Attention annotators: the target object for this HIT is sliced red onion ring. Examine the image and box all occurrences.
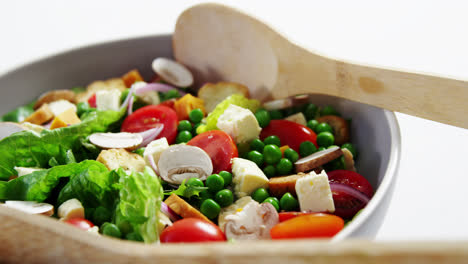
[137,124,164,147]
[134,83,185,95]
[120,86,135,111]
[147,153,159,176]
[329,182,370,204]
[160,201,181,222]
[127,95,135,116]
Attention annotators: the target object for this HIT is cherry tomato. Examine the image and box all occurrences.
[121,105,178,144]
[187,130,238,173]
[160,218,226,243]
[260,120,317,153]
[278,212,316,222]
[159,98,176,109]
[87,94,97,108]
[64,218,95,231]
[327,170,374,219]
[270,213,344,239]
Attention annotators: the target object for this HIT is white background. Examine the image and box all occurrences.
[0,0,467,240]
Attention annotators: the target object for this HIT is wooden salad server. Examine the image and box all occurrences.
[173,3,468,129]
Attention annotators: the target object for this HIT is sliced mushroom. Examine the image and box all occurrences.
[224,200,278,240]
[316,115,350,145]
[263,94,310,111]
[158,145,212,184]
[3,201,54,216]
[342,148,357,172]
[295,146,343,173]
[152,58,194,87]
[89,132,142,150]
[0,122,26,140]
[34,90,77,109]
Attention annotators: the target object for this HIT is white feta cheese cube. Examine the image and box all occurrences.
[232,158,269,197]
[295,170,335,213]
[96,89,122,111]
[143,138,170,167]
[48,99,77,116]
[217,104,261,143]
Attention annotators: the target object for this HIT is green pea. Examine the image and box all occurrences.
[101,223,122,238]
[317,132,335,147]
[237,142,250,155]
[76,102,91,116]
[126,232,143,242]
[315,122,333,134]
[255,109,271,128]
[178,120,192,132]
[200,199,221,219]
[218,171,232,187]
[263,197,280,211]
[283,148,299,163]
[199,190,213,201]
[215,189,234,207]
[189,108,204,124]
[307,119,319,131]
[263,144,282,164]
[93,206,111,227]
[280,192,299,211]
[318,146,327,152]
[117,220,133,236]
[299,141,317,157]
[176,130,193,143]
[263,165,276,178]
[341,143,357,157]
[250,139,265,153]
[276,158,293,175]
[247,150,264,167]
[269,110,284,120]
[163,89,180,101]
[304,103,318,120]
[252,188,270,203]
[320,105,340,116]
[206,174,224,193]
[187,178,204,188]
[192,123,202,135]
[263,135,281,147]
[133,147,145,157]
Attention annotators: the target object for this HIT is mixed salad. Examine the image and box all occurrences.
[0,57,374,243]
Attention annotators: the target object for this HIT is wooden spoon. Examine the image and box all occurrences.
[173,3,468,129]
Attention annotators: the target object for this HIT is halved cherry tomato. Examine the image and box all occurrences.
[187,130,238,173]
[260,120,317,153]
[87,94,97,108]
[159,98,176,110]
[270,213,344,239]
[64,218,94,231]
[278,212,316,222]
[121,105,178,144]
[160,218,226,243]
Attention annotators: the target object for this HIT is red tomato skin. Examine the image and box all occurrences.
[64,218,95,231]
[160,218,226,243]
[187,130,238,173]
[270,213,344,239]
[260,120,317,153]
[87,94,97,108]
[121,105,178,144]
[327,170,374,198]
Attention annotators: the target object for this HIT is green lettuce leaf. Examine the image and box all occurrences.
[0,101,35,122]
[0,109,124,180]
[164,179,208,199]
[114,167,163,243]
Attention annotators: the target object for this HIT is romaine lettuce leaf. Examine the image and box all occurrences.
[0,101,35,122]
[0,109,124,180]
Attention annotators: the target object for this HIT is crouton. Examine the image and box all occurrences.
[198,82,250,112]
[164,194,212,223]
[76,78,127,102]
[23,104,54,125]
[96,148,146,173]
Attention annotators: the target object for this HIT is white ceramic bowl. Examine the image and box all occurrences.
[0,35,401,240]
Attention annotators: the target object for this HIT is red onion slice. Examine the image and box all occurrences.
[127,95,135,115]
[160,201,181,222]
[329,182,370,204]
[120,86,135,111]
[134,83,182,95]
[146,153,159,176]
[137,124,164,147]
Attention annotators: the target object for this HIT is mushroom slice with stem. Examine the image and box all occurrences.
[3,201,54,216]
[158,145,213,184]
[152,58,194,87]
[89,132,142,150]
[295,146,343,173]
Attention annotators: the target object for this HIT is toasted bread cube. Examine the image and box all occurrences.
[50,108,81,129]
[58,198,85,221]
[198,82,250,112]
[97,148,146,173]
[23,104,54,125]
[164,194,212,223]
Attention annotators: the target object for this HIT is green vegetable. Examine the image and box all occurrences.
[320,106,340,116]
[283,148,299,163]
[76,102,92,117]
[187,178,204,188]
[200,198,221,219]
[0,109,125,180]
[176,131,192,143]
[276,158,293,175]
[101,223,122,238]
[317,132,335,147]
[189,108,204,124]
[214,189,234,207]
[218,171,232,187]
[299,141,317,157]
[307,119,319,131]
[315,122,333,134]
[204,94,260,131]
[304,103,318,120]
[133,148,145,157]
[263,144,282,164]
[342,143,357,157]
[263,135,280,147]
[247,150,264,167]
[177,120,192,132]
[206,174,224,193]
[164,179,208,199]
[249,139,265,153]
[254,109,271,128]
[93,206,112,226]
[199,190,213,201]
[252,188,269,203]
[126,232,144,242]
[279,193,299,211]
[160,89,180,102]
[263,165,276,178]
[0,101,35,122]
[263,197,280,211]
[318,147,327,152]
[269,110,283,120]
